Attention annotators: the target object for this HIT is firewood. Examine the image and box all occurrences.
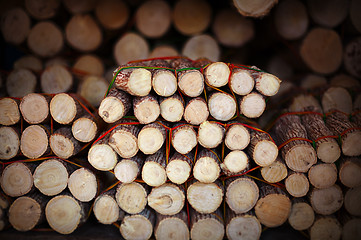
[203,61,230,87]
[20,93,49,124]
[20,125,50,159]
[232,0,278,17]
[95,0,129,30]
[154,211,189,240]
[25,0,60,19]
[142,149,167,187]
[120,208,155,240]
[166,152,193,184]
[6,69,36,97]
[78,75,109,107]
[114,155,144,183]
[50,127,81,159]
[108,123,140,158]
[183,97,209,125]
[65,14,102,52]
[150,59,177,97]
[309,215,342,240]
[225,123,250,151]
[63,0,97,14]
[197,121,225,149]
[133,95,160,124]
[239,92,266,118]
[41,65,73,94]
[45,57,68,68]
[0,98,20,126]
[229,68,254,96]
[221,150,249,176]
[99,88,131,124]
[339,157,361,188]
[274,114,317,172]
[344,186,361,216]
[147,183,185,215]
[0,126,20,160]
[350,0,361,33]
[225,176,259,214]
[182,34,220,62]
[138,122,167,155]
[225,208,262,240]
[300,28,343,74]
[288,199,315,231]
[72,115,97,143]
[322,87,353,114]
[300,74,327,90]
[247,130,278,167]
[260,157,288,183]
[308,162,338,189]
[193,149,221,183]
[208,92,237,121]
[342,217,361,240]
[159,94,184,122]
[307,0,349,28]
[149,45,179,58]
[93,189,125,225]
[289,94,322,113]
[187,180,224,214]
[73,54,104,77]
[1,8,30,45]
[253,71,281,97]
[330,74,360,89]
[254,184,291,228]
[309,184,343,215]
[88,133,119,171]
[114,32,149,65]
[284,171,309,197]
[171,124,197,154]
[190,208,225,240]
[68,167,98,202]
[115,182,149,214]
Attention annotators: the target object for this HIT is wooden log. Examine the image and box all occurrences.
[93,189,125,225]
[50,127,81,159]
[88,133,119,171]
[274,114,317,172]
[20,125,49,159]
[78,75,109,107]
[253,71,281,97]
[154,211,189,240]
[307,0,349,28]
[72,115,97,143]
[233,0,278,17]
[171,124,197,155]
[27,21,63,57]
[225,176,259,214]
[309,184,343,215]
[308,162,338,189]
[193,149,221,183]
[183,97,209,125]
[149,45,179,58]
[1,8,30,45]
[133,94,160,124]
[114,33,149,65]
[142,149,167,187]
[322,87,353,115]
[68,167,98,202]
[63,0,97,14]
[95,0,129,30]
[289,94,323,113]
[6,69,36,98]
[254,184,291,228]
[202,61,230,87]
[229,68,254,96]
[99,88,131,124]
[25,0,60,20]
[138,122,167,155]
[330,74,360,89]
[159,93,184,122]
[166,152,193,184]
[300,28,342,74]
[339,157,361,188]
[182,34,220,62]
[310,215,342,240]
[150,59,177,97]
[288,199,315,231]
[108,123,140,158]
[65,14,102,52]
[115,182,148,214]
[0,162,34,197]
[221,150,249,176]
[187,180,224,214]
[0,126,20,160]
[114,155,144,183]
[344,186,361,216]
[225,208,261,240]
[342,217,361,240]
[197,121,225,149]
[284,171,309,197]
[41,65,73,94]
[300,74,327,90]
[260,157,288,183]
[208,92,237,121]
[190,208,225,240]
[0,98,20,126]
[225,123,250,151]
[20,93,50,124]
[120,208,155,240]
[73,54,104,77]
[239,92,266,118]
[247,130,278,167]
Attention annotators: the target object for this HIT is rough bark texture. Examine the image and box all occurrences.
[193,149,221,183]
[50,127,81,159]
[247,130,278,167]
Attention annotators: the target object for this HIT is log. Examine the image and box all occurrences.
[149,45,179,58]
[330,74,360,89]
[253,71,281,97]
[190,208,225,240]
[225,176,259,214]
[309,184,343,215]
[183,97,209,125]
[114,155,144,183]
[20,125,49,159]
[73,54,104,77]
[120,208,155,240]
[95,0,129,30]
[339,157,361,188]
[93,189,125,225]
[260,157,288,183]
[141,149,167,187]
[307,0,349,28]
[350,0,361,33]
[114,33,149,65]
[288,199,315,231]
[150,59,177,97]
[115,182,148,214]
[193,149,221,183]
[154,211,189,240]
[0,126,20,160]
[171,124,197,154]
[108,123,140,158]
[344,186,361,216]
[254,184,291,228]
[322,87,353,115]
[0,162,34,197]
[88,133,119,171]
[166,152,193,184]
[41,65,73,94]
[274,114,317,172]
[342,217,361,240]
[6,69,36,97]
[147,183,185,215]
[78,75,109,107]
[197,121,225,149]
[68,167,98,202]
[20,93,50,124]
[72,115,97,143]
[99,88,131,124]
[208,92,237,121]
[65,14,102,52]
[221,150,249,176]
[159,94,184,122]
[300,28,343,74]
[27,21,63,57]
[225,123,250,151]
[50,127,81,159]
[133,94,160,124]
[1,8,31,45]
[187,180,224,214]
[284,171,309,197]
[233,0,278,17]
[289,94,322,113]
[300,74,327,90]
[182,34,220,62]
[309,215,342,240]
[25,0,60,20]
[0,98,20,126]
[308,162,338,189]
[63,0,97,14]
[138,122,167,154]
[225,208,261,240]
[229,68,254,96]
[203,61,230,87]
[247,130,278,167]
[239,92,266,118]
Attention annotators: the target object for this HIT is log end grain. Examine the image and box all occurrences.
[342,218,361,240]
[255,73,281,97]
[197,121,224,149]
[193,157,220,183]
[98,97,126,124]
[317,141,341,164]
[187,182,223,214]
[1,8,31,45]
[339,158,361,188]
[50,93,77,124]
[208,93,237,121]
[41,65,73,94]
[310,216,342,240]
[138,126,165,155]
[109,129,139,159]
[133,96,160,124]
[221,150,248,176]
[226,178,259,214]
[288,201,314,231]
[116,182,148,214]
[166,159,191,184]
[344,186,361,216]
[285,173,309,198]
[72,117,97,143]
[50,133,76,159]
[310,184,343,215]
[160,96,184,122]
[155,216,189,240]
[6,69,36,98]
[153,71,177,97]
[226,214,262,240]
[342,131,361,157]
[191,217,224,240]
[230,69,254,96]
[0,126,20,160]
[88,144,118,171]
[285,144,317,172]
[308,163,337,189]
[260,159,288,183]
[114,33,149,65]
[172,126,197,154]
[78,76,108,107]
[252,139,278,167]
[182,34,220,62]
[20,93,49,124]
[225,124,250,151]
[0,98,20,126]
[95,0,129,30]
[93,195,121,225]
[233,0,278,18]
[120,213,153,240]
[142,161,167,187]
[0,162,33,197]
[184,98,209,125]
[68,168,97,202]
[240,92,266,118]
[178,70,204,98]
[322,87,353,114]
[9,196,42,231]
[204,62,230,87]
[21,125,48,159]
[114,160,139,183]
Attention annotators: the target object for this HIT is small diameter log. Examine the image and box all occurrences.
[225,123,250,151]
[72,115,97,143]
[353,94,361,127]
[138,122,166,155]
[253,71,281,97]
[344,37,361,78]
[133,94,160,124]
[208,92,237,121]
[150,60,177,97]
[288,199,315,231]
[93,189,125,225]
[193,149,221,183]
[0,126,20,160]
[339,157,361,188]
[344,186,361,216]
[25,0,60,20]
[20,93,50,124]
[120,208,155,240]
[13,55,42,73]
[166,152,193,184]
[187,180,224,214]
[1,8,31,45]
[247,130,278,167]
[68,168,98,202]
[260,157,288,183]
[203,61,230,87]
[274,114,317,172]
[41,65,73,94]
[0,162,34,197]
[99,88,131,124]
[147,183,185,215]
[50,127,81,159]
[6,69,36,98]
[308,162,337,189]
[114,33,149,65]
[0,98,20,126]
[73,54,104,77]
[50,93,83,124]
[108,123,140,159]
[159,94,184,122]
[254,184,291,228]
[229,68,254,96]
[33,159,69,196]
[309,184,343,215]
[171,124,197,154]
[310,215,342,240]
[182,34,220,62]
[322,87,353,115]
[225,177,259,214]
[289,94,323,113]
[114,155,144,183]
[183,97,209,125]
[225,208,262,240]
[190,208,225,240]
[45,194,88,234]
[78,75,109,107]
[325,111,361,156]
[233,0,278,17]
[307,0,349,28]
[150,45,179,58]
[239,92,266,118]
[115,182,148,214]
[142,149,167,187]
[342,218,361,240]
[197,121,225,149]
[221,150,249,176]
[95,0,129,30]
[284,172,309,198]
[88,134,119,171]
[154,211,189,240]
[20,125,49,159]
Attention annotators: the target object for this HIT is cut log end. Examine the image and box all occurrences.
[240,93,266,118]
[109,130,139,159]
[178,71,204,97]
[308,163,337,189]
[233,0,278,18]
[142,162,167,187]
[344,186,361,216]
[0,126,20,160]
[252,140,278,167]
[310,185,343,215]
[50,93,77,124]
[20,93,49,124]
[187,181,223,214]
[41,65,73,94]
[88,144,118,171]
[260,159,288,183]
[0,98,20,126]
[310,216,342,240]
[153,71,177,97]
[0,162,33,197]
[317,141,341,163]
[226,214,262,240]
[172,126,197,154]
[99,97,125,123]
[285,173,309,198]
[285,144,317,172]
[225,124,250,150]
[166,159,191,184]
[256,73,281,96]
[116,182,148,214]
[133,96,160,124]
[226,178,259,214]
[342,218,361,240]
[68,168,97,202]
[9,196,42,231]
[191,218,224,240]
[155,216,189,240]
[50,134,75,159]
[194,157,220,183]
[94,195,121,225]
[342,131,361,156]
[126,68,152,96]
[230,70,254,96]
[208,93,237,121]
[120,214,153,240]
[198,121,224,149]
[21,125,48,159]
[221,150,248,175]
[72,117,97,143]
[288,202,314,231]
[184,98,209,125]
[160,96,184,122]
[205,62,230,87]
[114,160,139,183]
[138,126,165,155]
[339,158,361,188]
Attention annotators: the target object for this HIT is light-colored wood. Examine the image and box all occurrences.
[197,121,225,149]
[247,130,278,167]
[171,124,197,154]
[0,162,34,197]
[65,14,102,52]
[308,163,337,189]
[133,94,160,124]
[99,88,131,124]
[25,0,60,19]
[142,149,167,187]
[148,183,185,215]
[93,190,124,225]
[307,0,349,28]
[310,215,342,240]
[254,71,281,97]
[342,218,361,240]
[190,208,225,240]
[149,45,179,58]
[183,97,209,125]
[233,0,278,17]
[289,94,322,113]
[50,93,83,124]
[229,68,254,96]
[6,69,36,98]
[116,182,148,214]
[88,133,119,171]
[344,186,361,216]
[203,62,230,87]
[221,150,249,176]
[0,98,20,126]
[182,34,220,62]
[154,211,189,240]
[151,59,177,97]
[20,93,49,124]
[339,157,361,188]
[350,0,361,33]
[20,125,49,159]
[45,57,68,68]
[260,157,288,183]
[73,54,104,77]
[50,127,81,159]
[225,208,262,240]
[72,115,97,143]
[41,65,73,94]
[1,8,31,45]
[159,94,184,122]
[344,38,361,78]
[309,184,343,215]
[322,87,353,115]
[68,168,98,202]
[63,0,97,14]
[239,92,266,118]
[138,122,166,155]
[0,126,19,160]
[166,152,193,184]
[14,55,42,72]
[288,199,315,231]
[284,172,309,197]
[120,208,155,240]
[225,123,250,151]
[78,75,108,107]
[208,92,237,121]
[193,149,221,183]
[109,123,140,158]
[114,32,149,65]
[114,155,144,183]
[95,0,129,30]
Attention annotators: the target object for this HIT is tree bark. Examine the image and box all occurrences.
[141,149,167,187]
[260,157,288,183]
[208,92,237,121]
[225,208,262,240]
[190,208,225,240]
[309,184,343,215]
[120,208,155,240]
[225,123,250,151]
[197,121,225,149]
[133,94,160,124]
[159,93,184,122]
[114,154,144,183]
[308,162,338,189]
[108,123,140,158]
[288,198,315,231]
[166,152,193,184]
[284,171,309,197]
[171,123,197,154]
[154,210,189,240]
[20,93,50,124]
[239,92,266,118]
[41,65,73,94]
[20,125,50,159]
[6,69,36,98]
[193,149,221,183]
[138,122,167,155]
[71,114,98,143]
[247,130,278,167]
[115,182,149,215]
[233,0,278,17]
[221,150,249,176]
[0,97,20,126]
[0,126,20,160]
[50,127,81,159]
[229,68,254,96]
[93,188,125,225]
[339,157,361,188]
[183,97,209,125]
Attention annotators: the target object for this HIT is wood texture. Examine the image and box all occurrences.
[50,127,81,159]
[166,152,193,184]
[190,208,225,240]
[6,69,36,97]
[115,182,148,214]
[221,150,249,176]
[120,208,155,240]
[113,33,149,65]
[260,157,288,183]
[93,189,124,225]
[284,171,309,197]
[72,115,98,143]
[233,0,278,17]
[288,199,315,231]
[108,123,140,158]
[239,92,266,118]
[0,98,20,126]
[247,130,278,167]
[0,126,20,160]
[20,125,49,159]
[50,93,82,124]
[225,123,250,151]
[159,93,184,122]
[339,157,361,188]
[154,211,189,240]
[88,133,119,171]
[138,122,166,155]
[197,121,225,149]
[309,184,343,215]
[141,149,167,187]
[208,92,237,121]
[171,124,197,155]
[183,97,209,125]
[193,149,221,183]
[41,65,73,94]
[114,155,144,183]
[133,94,160,124]
[20,93,50,124]
[68,168,98,202]
[308,162,338,189]
[225,208,261,240]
